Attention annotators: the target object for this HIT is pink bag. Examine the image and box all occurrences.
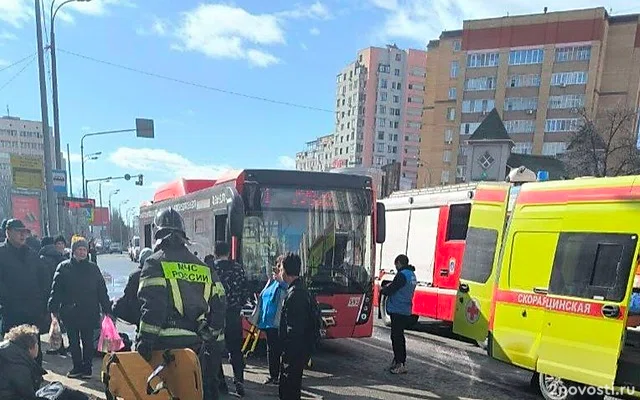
[97,316,124,353]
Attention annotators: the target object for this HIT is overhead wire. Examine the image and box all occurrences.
[57,48,335,113]
[0,56,37,93]
[0,54,37,73]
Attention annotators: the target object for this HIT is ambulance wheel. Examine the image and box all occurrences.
[537,372,603,400]
[380,297,391,327]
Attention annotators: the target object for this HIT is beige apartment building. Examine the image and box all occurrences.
[418,8,640,187]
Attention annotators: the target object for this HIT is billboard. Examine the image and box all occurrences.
[10,154,44,190]
[92,207,110,226]
[11,194,42,237]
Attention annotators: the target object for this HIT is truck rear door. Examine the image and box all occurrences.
[452,183,510,343]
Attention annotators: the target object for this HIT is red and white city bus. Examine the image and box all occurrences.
[138,169,386,339]
[374,183,477,325]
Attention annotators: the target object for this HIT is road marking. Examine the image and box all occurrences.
[349,338,537,398]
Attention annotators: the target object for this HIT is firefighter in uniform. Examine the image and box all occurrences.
[136,208,226,400]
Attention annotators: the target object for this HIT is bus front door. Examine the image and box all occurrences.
[452,183,510,345]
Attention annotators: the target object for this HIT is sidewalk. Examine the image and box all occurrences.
[40,334,283,399]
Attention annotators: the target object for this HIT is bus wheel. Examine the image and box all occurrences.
[380,297,391,327]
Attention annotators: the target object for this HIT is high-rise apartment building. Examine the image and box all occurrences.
[0,116,53,182]
[328,45,427,188]
[295,134,334,172]
[418,8,640,187]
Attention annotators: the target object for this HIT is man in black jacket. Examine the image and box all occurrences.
[278,253,313,400]
[210,241,250,396]
[0,219,49,366]
[0,324,43,400]
[39,236,69,355]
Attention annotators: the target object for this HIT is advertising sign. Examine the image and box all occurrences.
[52,169,67,193]
[92,207,110,226]
[11,194,42,236]
[10,154,44,189]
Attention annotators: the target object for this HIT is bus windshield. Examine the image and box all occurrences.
[241,187,373,294]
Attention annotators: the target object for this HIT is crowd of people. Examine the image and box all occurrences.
[0,209,323,400]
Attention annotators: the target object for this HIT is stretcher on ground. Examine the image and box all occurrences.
[101,349,203,400]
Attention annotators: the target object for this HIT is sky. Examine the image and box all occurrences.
[0,0,638,214]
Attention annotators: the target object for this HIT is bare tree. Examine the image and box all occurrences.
[562,105,640,178]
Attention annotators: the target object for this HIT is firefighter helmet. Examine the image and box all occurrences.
[154,208,186,240]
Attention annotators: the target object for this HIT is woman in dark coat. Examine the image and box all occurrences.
[48,237,112,379]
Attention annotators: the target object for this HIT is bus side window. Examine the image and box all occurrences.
[446,203,471,241]
[215,214,228,242]
[144,224,152,248]
[549,233,637,302]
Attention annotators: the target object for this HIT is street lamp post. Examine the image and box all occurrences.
[119,199,129,244]
[108,189,119,241]
[80,120,155,198]
[50,0,91,170]
[80,151,100,198]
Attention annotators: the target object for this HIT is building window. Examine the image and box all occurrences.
[548,94,585,110]
[450,61,459,78]
[409,83,425,91]
[394,69,400,76]
[448,87,457,100]
[504,97,538,111]
[380,79,388,89]
[395,53,401,61]
[444,128,453,143]
[542,141,568,156]
[551,71,588,86]
[456,165,466,178]
[462,99,495,113]
[504,120,535,134]
[464,76,496,91]
[376,143,385,153]
[453,40,461,51]
[408,96,424,104]
[410,67,426,77]
[545,118,580,132]
[377,131,385,140]
[407,108,422,117]
[446,107,456,121]
[512,142,533,155]
[379,91,388,101]
[507,74,541,88]
[508,48,544,65]
[390,108,401,116]
[443,150,452,162]
[460,122,481,135]
[478,151,495,169]
[393,95,400,103]
[378,118,386,127]
[555,45,591,62]
[406,121,422,129]
[441,170,450,184]
[466,52,499,68]
[378,64,390,73]
[378,105,386,114]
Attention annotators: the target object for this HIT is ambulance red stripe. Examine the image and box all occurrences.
[517,186,640,205]
[474,189,507,203]
[494,290,626,320]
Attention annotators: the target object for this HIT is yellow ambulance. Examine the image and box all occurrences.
[452,175,640,400]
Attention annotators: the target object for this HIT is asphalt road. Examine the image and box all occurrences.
[42,254,543,399]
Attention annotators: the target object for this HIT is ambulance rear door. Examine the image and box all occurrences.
[536,231,639,388]
[452,183,510,343]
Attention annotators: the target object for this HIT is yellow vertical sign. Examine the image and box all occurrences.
[10,154,44,189]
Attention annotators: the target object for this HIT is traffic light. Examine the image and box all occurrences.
[135,174,143,186]
[124,174,131,181]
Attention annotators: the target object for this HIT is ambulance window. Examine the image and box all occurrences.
[549,233,637,302]
[446,203,471,241]
[195,218,205,234]
[460,227,498,283]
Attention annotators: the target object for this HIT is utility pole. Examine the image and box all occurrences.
[35,0,58,235]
